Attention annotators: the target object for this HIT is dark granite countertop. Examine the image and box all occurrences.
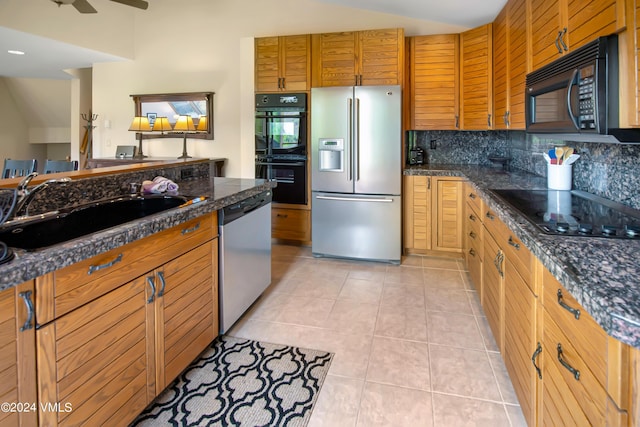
[0,177,275,292]
[405,164,640,349]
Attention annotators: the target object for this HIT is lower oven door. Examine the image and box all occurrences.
[256,161,307,205]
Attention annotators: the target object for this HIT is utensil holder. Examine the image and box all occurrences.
[547,164,572,190]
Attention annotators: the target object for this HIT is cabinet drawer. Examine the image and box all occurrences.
[465,185,483,217]
[483,207,510,242]
[542,268,607,389]
[39,213,215,322]
[542,307,607,425]
[466,206,483,259]
[272,208,310,241]
[501,230,533,293]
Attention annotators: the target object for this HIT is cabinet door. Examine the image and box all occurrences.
[504,259,537,426]
[280,35,311,91]
[508,0,528,129]
[432,178,464,253]
[312,31,359,87]
[37,278,153,427]
[0,282,37,427]
[255,37,281,93]
[460,24,493,130]
[482,229,503,351]
[410,34,460,130]
[529,0,564,70]
[272,207,311,242]
[155,241,218,391]
[403,175,432,251]
[358,28,404,86]
[566,0,625,51]
[493,6,509,130]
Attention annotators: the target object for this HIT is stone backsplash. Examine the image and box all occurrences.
[409,130,640,210]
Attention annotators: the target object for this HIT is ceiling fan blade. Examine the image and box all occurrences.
[72,0,97,13]
[110,0,149,10]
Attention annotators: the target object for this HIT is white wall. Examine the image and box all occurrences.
[3,0,469,178]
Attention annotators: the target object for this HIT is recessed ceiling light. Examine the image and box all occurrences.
[8,50,25,55]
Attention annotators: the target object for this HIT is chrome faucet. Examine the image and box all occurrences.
[10,172,72,218]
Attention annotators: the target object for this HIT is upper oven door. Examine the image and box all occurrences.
[526,67,580,133]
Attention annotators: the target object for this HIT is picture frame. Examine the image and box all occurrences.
[146,112,157,128]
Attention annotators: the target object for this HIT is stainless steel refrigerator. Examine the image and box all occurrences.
[311,85,401,264]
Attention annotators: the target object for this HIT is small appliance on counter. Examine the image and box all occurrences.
[407,131,425,165]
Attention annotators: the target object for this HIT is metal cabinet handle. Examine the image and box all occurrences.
[557,343,580,380]
[487,114,492,128]
[469,214,476,222]
[469,248,476,257]
[181,222,201,235]
[468,193,477,200]
[554,31,563,54]
[557,289,580,319]
[531,342,542,380]
[146,276,156,304]
[277,213,288,218]
[469,231,476,239]
[493,250,504,277]
[88,253,123,275]
[559,27,568,52]
[18,290,34,332]
[508,236,520,250]
[503,111,510,127]
[157,271,166,298]
[485,211,495,220]
[427,177,431,190]
[455,115,459,129]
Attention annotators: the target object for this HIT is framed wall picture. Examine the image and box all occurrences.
[146,112,157,128]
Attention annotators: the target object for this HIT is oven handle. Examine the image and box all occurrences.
[256,162,305,167]
[566,68,580,130]
[255,114,305,119]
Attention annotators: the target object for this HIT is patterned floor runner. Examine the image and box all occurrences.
[131,336,333,427]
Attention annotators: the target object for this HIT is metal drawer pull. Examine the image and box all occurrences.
[18,290,34,332]
[88,253,123,275]
[557,289,580,320]
[469,248,476,257]
[146,276,156,304]
[468,193,476,200]
[557,343,580,380]
[469,231,476,239]
[181,222,201,235]
[276,213,288,218]
[485,211,495,220]
[507,236,520,250]
[531,342,542,379]
[469,214,476,222]
[157,271,166,298]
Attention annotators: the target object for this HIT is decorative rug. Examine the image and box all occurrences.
[131,336,333,427]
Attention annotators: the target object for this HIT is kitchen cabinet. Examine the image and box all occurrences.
[529,0,625,70]
[255,35,311,92]
[481,219,504,351]
[407,34,460,130]
[0,281,37,427]
[311,28,404,87]
[464,185,483,297]
[460,24,493,130]
[35,213,218,426]
[619,0,640,127]
[492,0,528,129]
[272,207,310,243]
[403,176,463,255]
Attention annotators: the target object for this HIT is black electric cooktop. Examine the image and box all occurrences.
[491,189,640,239]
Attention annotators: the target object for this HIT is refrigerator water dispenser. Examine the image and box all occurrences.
[318,138,344,172]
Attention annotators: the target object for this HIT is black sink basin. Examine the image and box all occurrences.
[0,194,188,250]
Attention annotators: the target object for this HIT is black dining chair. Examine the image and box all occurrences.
[43,159,79,174]
[2,159,38,178]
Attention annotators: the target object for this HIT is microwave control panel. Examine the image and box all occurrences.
[578,65,596,130]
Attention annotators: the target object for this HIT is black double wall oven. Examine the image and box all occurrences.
[255,93,307,205]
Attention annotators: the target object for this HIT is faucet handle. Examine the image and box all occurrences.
[17,172,38,194]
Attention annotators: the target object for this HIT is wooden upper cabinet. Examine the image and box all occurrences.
[409,34,460,130]
[255,35,311,92]
[460,23,493,130]
[529,0,625,70]
[509,0,528,129]
[493,7,509,130]
[312,28,404,87]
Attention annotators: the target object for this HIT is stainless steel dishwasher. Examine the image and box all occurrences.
[218,190,272,333]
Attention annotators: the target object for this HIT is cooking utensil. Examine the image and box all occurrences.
[563,147,574,163]
[555,147,565,164]
[548,148,556,160]
[565,154,580,165]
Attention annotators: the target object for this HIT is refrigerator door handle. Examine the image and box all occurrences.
[347,97,353,182]
[355,97,360,181]
[315,195,394,203]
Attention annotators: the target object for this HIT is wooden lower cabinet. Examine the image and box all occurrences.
[404,175,463,255]
[272,207,310,242]
[34,215,219,426]
[0,281,37,427]
[482,227,504,351]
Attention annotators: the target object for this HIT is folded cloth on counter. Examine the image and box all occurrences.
[141,176,179,194]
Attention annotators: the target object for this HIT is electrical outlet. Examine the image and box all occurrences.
[430,139,437,149]
[180,168,194,180]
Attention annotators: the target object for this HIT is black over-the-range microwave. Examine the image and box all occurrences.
[525,34,640,143]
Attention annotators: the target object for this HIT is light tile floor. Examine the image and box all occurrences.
[228,244,528,427]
